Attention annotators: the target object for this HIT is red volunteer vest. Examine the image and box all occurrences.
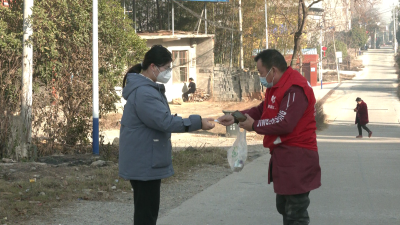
[261,67,318,151]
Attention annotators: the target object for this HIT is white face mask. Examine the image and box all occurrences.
[154,67,172,83]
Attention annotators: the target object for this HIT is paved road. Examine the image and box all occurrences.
[158,48,400,225]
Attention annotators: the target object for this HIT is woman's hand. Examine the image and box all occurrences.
[201,118,216,130]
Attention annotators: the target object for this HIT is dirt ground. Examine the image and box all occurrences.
[169,99,263,134]
[0,100,268,224]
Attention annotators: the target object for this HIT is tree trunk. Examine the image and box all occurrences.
[132,0,136,31]
[291,0,322,67]
[299,51,303,75]
[291,0,307,67]
[146,1,149,31]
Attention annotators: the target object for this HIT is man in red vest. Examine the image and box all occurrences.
[354,97,372,138]
[218,49,321,225]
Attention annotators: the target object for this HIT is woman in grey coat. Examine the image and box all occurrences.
[119,45,215,225]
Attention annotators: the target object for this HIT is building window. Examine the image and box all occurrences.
[172,50,188,83]
[180,67,187,82]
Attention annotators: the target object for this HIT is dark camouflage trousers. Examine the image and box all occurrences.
[276,192,310,225]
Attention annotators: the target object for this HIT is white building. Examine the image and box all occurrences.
[138,31,215,102]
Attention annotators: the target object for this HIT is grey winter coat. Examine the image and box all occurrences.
[118,73,202,181]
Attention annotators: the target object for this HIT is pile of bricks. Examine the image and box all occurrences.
[213,65,242,101]
[213,65,262,102]
[239,71,263,101]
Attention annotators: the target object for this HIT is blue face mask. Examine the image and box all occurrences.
[260,68,274,88]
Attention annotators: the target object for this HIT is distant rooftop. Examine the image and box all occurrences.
[252,48,318,57]
[286,48,318,55]
[137,30,214,39]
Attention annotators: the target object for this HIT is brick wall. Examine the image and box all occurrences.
[213,65,263,102]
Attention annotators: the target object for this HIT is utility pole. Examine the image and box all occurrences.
[333,31,340,83]
[93,0,99,155]
[265,0,268,49]
[239,0,244,69]
[204,3,207,35]
[395,6,398,54]
[229,0,235,68]
[320,23,323,89]
[168,0,170,31]
[172,0,174,35]
[20,0,34,159]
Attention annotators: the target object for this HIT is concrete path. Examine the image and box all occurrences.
[158,47,400,225]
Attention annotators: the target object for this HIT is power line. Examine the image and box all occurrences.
[375,9,393,16]
[171,0,240,32]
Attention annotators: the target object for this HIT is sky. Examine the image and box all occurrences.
[377,0,397,23]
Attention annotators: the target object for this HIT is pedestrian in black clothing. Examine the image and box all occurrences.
[182,77,196,102]
[354,97,372,138]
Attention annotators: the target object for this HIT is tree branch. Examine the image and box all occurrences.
[307,0,323,9]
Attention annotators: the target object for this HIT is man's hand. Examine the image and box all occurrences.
[238,114,255,131]
[201,118,216,130]
[354,108,358,112]
[217,114,235,126]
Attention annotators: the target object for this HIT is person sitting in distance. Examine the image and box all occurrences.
[182,77,196,102]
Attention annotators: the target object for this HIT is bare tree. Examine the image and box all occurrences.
[290,0,323,67]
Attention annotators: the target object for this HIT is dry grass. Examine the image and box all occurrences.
[395,55,400,101]
[398,70,400,100]
[0,164,132,224]
[315,102,328,131]
[322,73,356,82]
[349,59,364,71]
[0,146,229,224]
[100,113,122,130]
[165,147,228,183]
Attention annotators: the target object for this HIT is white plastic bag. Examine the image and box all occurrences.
[227,129,247,172]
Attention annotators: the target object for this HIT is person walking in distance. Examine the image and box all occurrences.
[354,97,372,138]
[118,45,215,225]
[218,49,321,225]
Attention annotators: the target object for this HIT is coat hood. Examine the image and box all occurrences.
[122,73,165,100]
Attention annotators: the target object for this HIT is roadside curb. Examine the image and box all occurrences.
[316,82,342,105]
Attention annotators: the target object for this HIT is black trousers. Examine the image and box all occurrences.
[182,91,194,101]
[276,192,310,225]
[130,180,161,225]
[356,117,371,136]
[357,123,371,136]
